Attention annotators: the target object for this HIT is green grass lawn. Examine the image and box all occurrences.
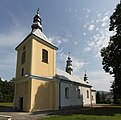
[41,105,121,120]
[0,102,13,107]
[42,114,121,120]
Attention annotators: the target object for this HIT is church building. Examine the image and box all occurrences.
[14,9,96,112]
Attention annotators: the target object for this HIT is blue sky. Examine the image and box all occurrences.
[0,0,120,91]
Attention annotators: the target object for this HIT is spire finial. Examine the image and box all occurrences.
[68,52,70,57]
[37,8,39,14]
[85,70,86,75]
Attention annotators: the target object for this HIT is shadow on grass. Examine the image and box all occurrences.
[47,105,121,116]
[0,106,17,112]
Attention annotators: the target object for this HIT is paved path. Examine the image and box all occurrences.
[0,106,47,120]
[0,112,47,120]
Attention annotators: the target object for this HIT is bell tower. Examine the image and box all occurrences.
[15,9,57,78]
[14,9,58,112]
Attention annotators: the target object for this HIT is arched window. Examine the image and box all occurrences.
[78,89,80,98]
[92,95,94,100]
[42,49,48,63]
[87,90,89,98]
[21,68,24,76]
[65,87,69,98]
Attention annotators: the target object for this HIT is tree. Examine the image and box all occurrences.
[96,91,101,103]
[101,92,106,104]
[101,1,121,103]
[0,77,15,102]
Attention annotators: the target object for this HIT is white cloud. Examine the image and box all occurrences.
[49,36,69,47]
[87,9,91,13]
[101,22,107,27]
[97,13,102,18]
[72,56,87,73]
[83,8,91,13]
[49,37,62,47]
[57,48,67,61]
[88,24,95,31]
[88,70,113,91]
[86,15,89,18]
[88,41,95,47]
[91,20,94,23]
[0,20,29,79]
[65,8,72,14]
[83,24,87,28]
[102,16,109,22]
[65,8,78,15]
[74,41,78,45]
[83,32,87,36]
[96,27,99,31]
[84,47,91,52]
[0,26,28,47]
[65,31,72,38]
[84,12,115,56]
[0,47,17,80]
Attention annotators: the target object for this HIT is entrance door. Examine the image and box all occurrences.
[19,97,23,111]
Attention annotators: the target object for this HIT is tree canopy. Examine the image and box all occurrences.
[0,77,14,102]
[101,1,121,103]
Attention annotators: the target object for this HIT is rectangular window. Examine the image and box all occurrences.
[42,49,48,63]
[21,68,24,76]
[21,51,26,64]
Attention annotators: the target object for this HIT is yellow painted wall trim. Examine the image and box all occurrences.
[15,74,57,83]
[14,77,31,83]
[30,74,54,81]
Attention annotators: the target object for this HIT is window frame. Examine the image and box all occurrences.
[21,51,26,64]
[87,90,89,98]
[65,87,69,99]
[42,49,48,63]
[21,68,24,76]
[92,95,94,100]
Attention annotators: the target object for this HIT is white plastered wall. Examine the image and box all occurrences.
[59,81,83,108]
[91,91,96,105]
[81,86,92,106]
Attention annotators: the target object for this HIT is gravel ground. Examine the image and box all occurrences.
[0,106,47,120]
[0,112,47,120]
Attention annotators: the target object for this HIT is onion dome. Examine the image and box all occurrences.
[84,70,89,83]
[31,8,42,31]
[66,53,73,75]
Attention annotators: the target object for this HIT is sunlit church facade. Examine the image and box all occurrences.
[13,10,96,112]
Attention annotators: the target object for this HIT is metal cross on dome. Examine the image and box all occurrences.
[37,8,39,14]
[68,52,71,57]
